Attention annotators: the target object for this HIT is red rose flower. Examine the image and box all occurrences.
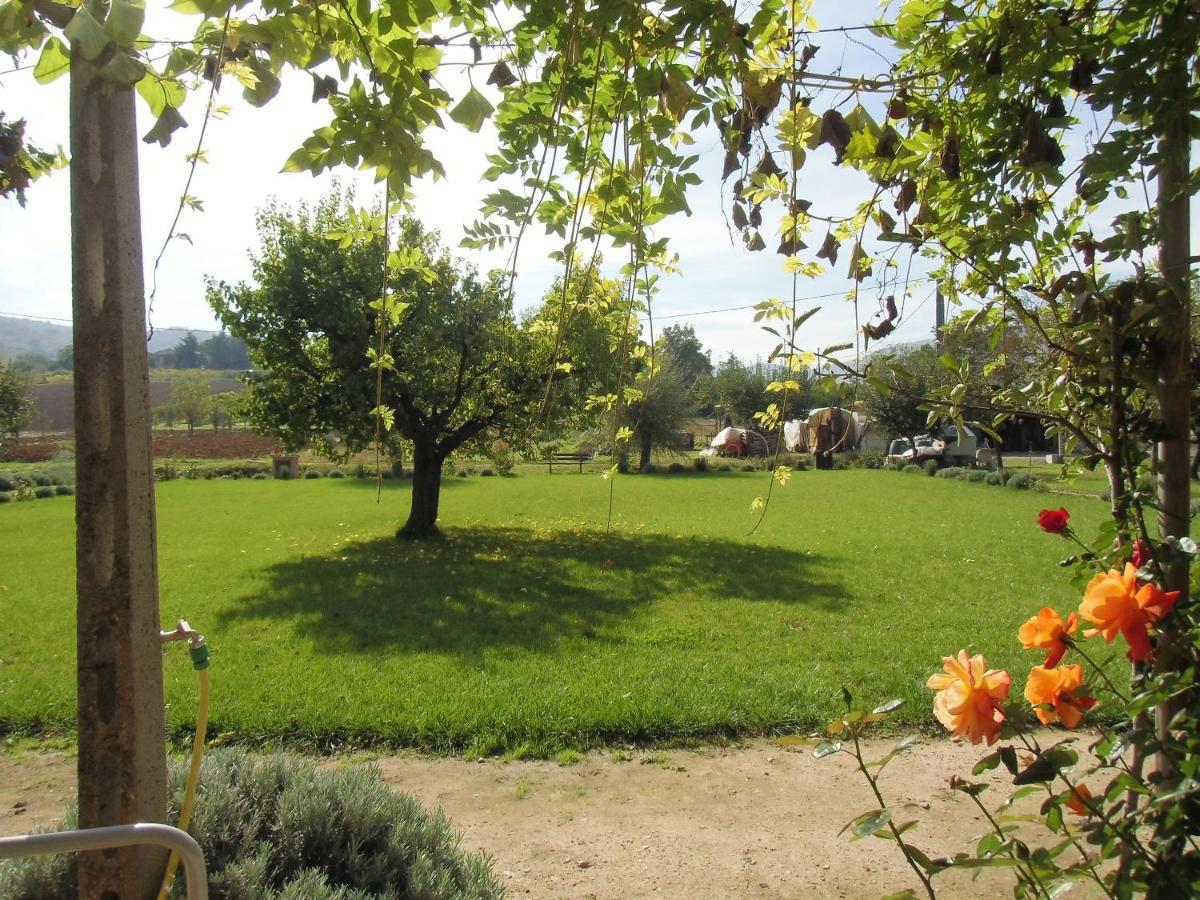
[1131,539,1151,568]
[1037,507,1071,535]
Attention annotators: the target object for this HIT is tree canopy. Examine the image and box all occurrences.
[208,192,593,537]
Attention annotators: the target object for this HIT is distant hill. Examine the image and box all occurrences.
[0,316,71,358]
[0,315,221,358]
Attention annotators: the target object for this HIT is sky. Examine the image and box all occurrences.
[1,1,1191,364]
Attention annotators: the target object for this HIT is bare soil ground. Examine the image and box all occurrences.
[0,737,1101,899]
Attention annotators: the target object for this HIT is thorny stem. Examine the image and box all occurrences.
[848,729,937,900]
[963,790,1050,898]
[1068,641,1129,704]
[1031,781,1119,900]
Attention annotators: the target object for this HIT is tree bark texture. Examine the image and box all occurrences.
[638,431,652,470]
[399,440,444,539]
[70,49,168,900]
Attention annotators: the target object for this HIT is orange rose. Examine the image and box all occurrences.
[1065,784,1094,817]
[1024,664,1096,728]
[1079,563,1180,662]
[1018,607,1078,668]
[927,651,1011,745]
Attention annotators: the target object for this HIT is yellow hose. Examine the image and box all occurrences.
[157,666,209,900]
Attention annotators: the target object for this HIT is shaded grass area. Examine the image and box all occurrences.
[0,471,1114,756]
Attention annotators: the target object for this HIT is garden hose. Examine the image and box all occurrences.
[157,631,210,900]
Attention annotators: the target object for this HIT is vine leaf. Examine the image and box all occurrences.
[104,0,145,47]
[142,106,188,147]
[98,51,146,89]
[311,73,338,102]
[816,232,840,265]
[486,61,517,88]
[63,6,110,61]
[33,37,70,84]
[449,86,494,132]
[847,242,871,281]
[818,109,852,163]
[242,58,281,107]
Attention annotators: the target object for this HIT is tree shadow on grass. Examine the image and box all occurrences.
[219,526,848,657]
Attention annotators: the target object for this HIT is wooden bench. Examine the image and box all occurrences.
[547,452,592,473]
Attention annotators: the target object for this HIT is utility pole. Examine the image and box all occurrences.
[65,10,169,898]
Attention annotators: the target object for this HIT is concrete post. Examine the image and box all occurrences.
[70,43,168,900]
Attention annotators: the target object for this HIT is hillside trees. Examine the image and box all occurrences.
[209,193,590,539]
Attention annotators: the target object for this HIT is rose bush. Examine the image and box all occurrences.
[798,506,1198,898]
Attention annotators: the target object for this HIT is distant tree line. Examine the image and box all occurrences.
[151,331,250,370]
[4,330,249,374]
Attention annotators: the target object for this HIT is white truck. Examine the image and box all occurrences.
[887,424,980,468]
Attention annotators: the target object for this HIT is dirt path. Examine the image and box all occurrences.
[1,738,1093,898]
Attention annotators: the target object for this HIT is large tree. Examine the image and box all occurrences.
[172,331,202,369]
[0,359,33,455]
[659,323,712,413]
[209,193,557,539]
[621,354,692,470]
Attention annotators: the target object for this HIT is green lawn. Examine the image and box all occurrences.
[0,469,1113,756]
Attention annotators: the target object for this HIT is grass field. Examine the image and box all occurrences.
[0,469,1113,756]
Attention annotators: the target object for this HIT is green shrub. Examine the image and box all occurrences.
[922,459,939,477]
[854,450,886,469]
[303,469,322,479]
[902,463,922,474]
[252,473,268,480]
[642,463,658,474]
[1190,498,1200,517]
[967,470,989,483]
[935,466,965,479]
[480,467,496,476]
[455,468,469,478]
[739,462,755,472]
[716,462,732,471]
[54,485,74,496]
[0,492,10,503]
[34,486,55,499]
[0,749,503,900]
[667,462,686,473]
[1006,472,1040,490]
[1135,472,1154,494]
[615,451,630,474]
[327,469,344,479]
[773,452,811,469]
[31,473,52,487]
[354,463,369,479]
[693,457,709,472]
[985,470,1005,486]
[379,469,394,480]
[277,469,292,480]
[0,474,14,491]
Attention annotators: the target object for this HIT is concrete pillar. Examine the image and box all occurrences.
[70,43,168,900]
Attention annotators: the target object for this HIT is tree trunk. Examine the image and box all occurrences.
[1152,10,1191,772]
[638,430,652,470]
[398,440,443,539]
[70,44,168,900]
